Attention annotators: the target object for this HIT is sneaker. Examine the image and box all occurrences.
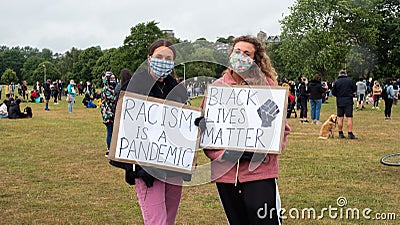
[315,121,322,125]
[105,151,109,158]
[372,106,375,109]
[339,133,346,139]
[376,107,379,109]
[348,133,358,139]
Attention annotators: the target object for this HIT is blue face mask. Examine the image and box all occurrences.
[149,58,174,78]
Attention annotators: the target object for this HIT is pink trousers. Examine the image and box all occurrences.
[135,177,183,225]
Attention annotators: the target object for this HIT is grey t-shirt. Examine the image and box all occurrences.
[356,81,367,95]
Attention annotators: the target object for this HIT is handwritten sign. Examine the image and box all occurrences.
[200,85,288,154]
[109,91,201,173]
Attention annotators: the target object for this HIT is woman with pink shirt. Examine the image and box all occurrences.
[202,36,290,225]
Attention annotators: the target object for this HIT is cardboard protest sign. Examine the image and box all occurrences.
[109,91,201,173]
[200,85,288,154]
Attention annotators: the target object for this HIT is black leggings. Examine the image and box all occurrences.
[300,97,308,119]
[373,95,380,107]
[384,99,393,117]
[216,179,281,225]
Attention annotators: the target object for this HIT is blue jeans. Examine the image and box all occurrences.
[310,99,322,120]
[106,123,113,150]
[68,97,74,113]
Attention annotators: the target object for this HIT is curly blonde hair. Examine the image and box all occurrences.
[228,35,278,85]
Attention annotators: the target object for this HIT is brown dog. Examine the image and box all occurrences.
[318,114,338,139]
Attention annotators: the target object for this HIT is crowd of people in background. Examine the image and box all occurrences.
[279,73,399,140]
[0,78,103,118]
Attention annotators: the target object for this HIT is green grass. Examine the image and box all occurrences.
[1,93,399,224]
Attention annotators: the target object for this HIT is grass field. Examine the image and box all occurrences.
[1,93,399,224]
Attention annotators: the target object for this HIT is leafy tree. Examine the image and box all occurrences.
[32,61,61,83]
[339,0,381,78]
[21,56,45,83]
[20,46,41,59]
[55,60,68,81]
[40,48,54,61]
[375,0,400,78]
[266,42,287,80]
[73,46,103,83]
[64,47,81,73]
[279,0,352,81]
[121,21,167,72]
[1,68,18,84]
[92,48,121,86]
[0,47,25,81]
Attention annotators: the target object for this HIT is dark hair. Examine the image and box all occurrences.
[339,70,347,76]
[386,78,393,85]
[313,74,321,81]
[147,39,176,60]
[119,68,132,85]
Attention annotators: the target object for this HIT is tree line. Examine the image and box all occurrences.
[1,0,399,86]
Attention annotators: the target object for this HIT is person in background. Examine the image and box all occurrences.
[383,78,395,120]
[52,81,59,104]
[372,80,382,109]
[35,81,42,94]
[30,89,40,102]
[100,71,118,157]
[43,79,51,111]
[307,74,326,125]
[17,83,22,96]
[58,80,64,100]
[299,77,309,123]
[8,98,29,119]
[85,81,93,97]
[202,35,290,225]
[0,99,9,118]
[4,83,10,98]
[22,81,28,100]
[67,80,76,113]
[355,78,367,111]
[78,81,84,95]
[0,85,2,99]
[115,68,133,101]
[9,82,15,97]
[393,81,398,106]
[331,70,357,139]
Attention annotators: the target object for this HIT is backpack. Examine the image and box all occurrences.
[381,85,388,100]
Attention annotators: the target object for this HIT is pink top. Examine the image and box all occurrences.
[203,72,291,183]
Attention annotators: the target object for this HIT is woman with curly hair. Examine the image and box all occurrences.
[203,35,290,225]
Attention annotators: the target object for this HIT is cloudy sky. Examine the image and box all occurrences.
[0,0,296,53]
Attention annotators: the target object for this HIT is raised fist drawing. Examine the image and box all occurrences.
[257,99,280,127]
